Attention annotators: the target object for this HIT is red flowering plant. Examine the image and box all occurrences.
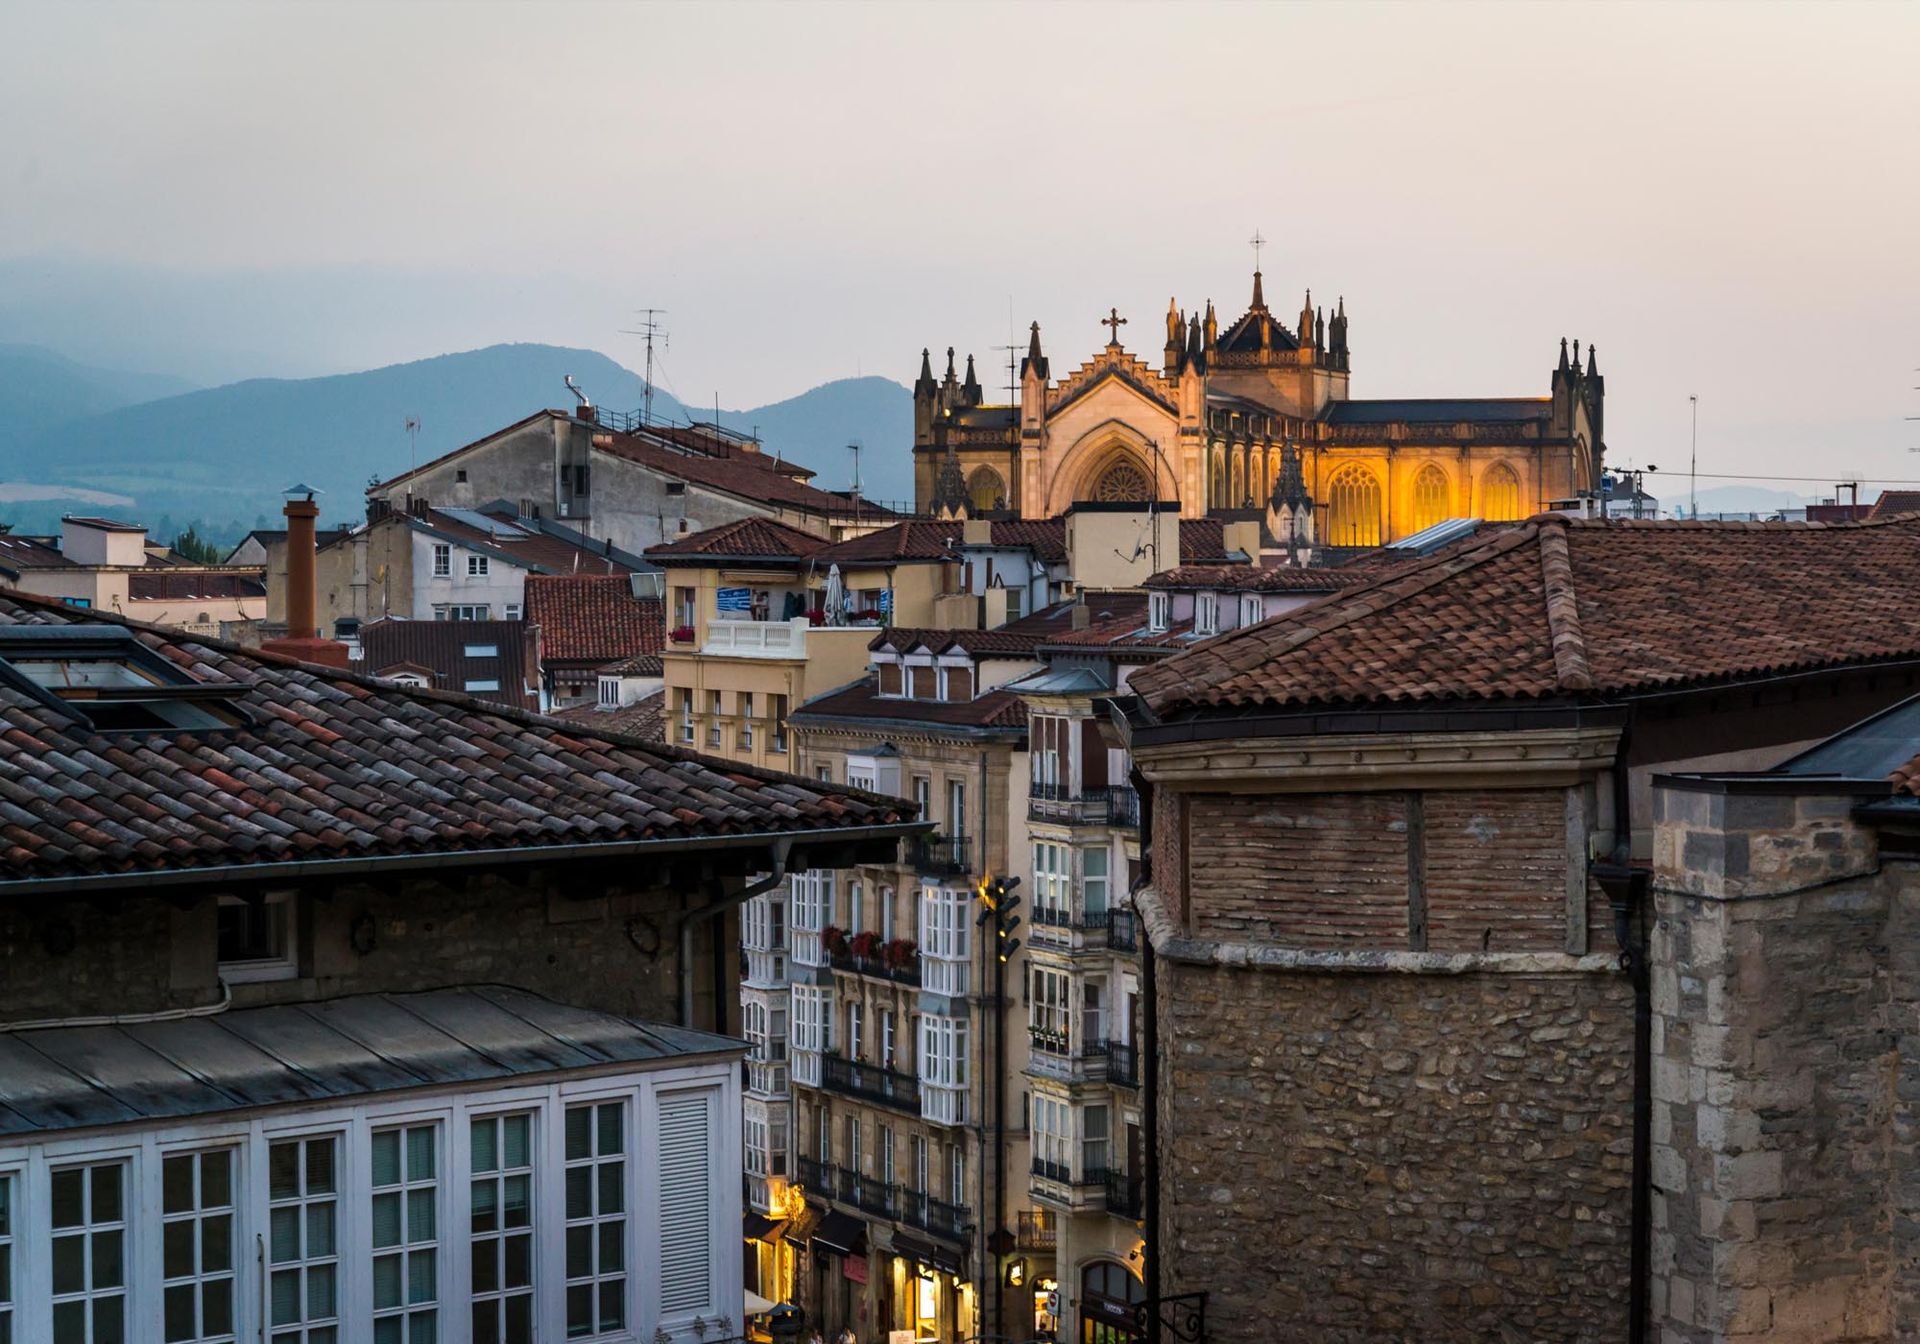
[822,925,848,957]
[669,625,696,644]
[882,938,918,972]
[850,930,882,961]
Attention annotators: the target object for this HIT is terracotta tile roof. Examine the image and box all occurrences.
[597,652,663,676]
[1132,515,1920,716]
[643,517,831,563]
[988,519,1066,562]
[869,627,1049,657]
[358,618,538,710]
[420,508,632,576]
[523,576,664,665]
[1143,563,1374,594]
[127,572,268,601]
[550,689,666,743]
[815,521,967,565]
[0,593,915,883]
[599,432,894,519]
[790,679,1030,731]
[1869,490,1920,520]
[1178,518,1238,562]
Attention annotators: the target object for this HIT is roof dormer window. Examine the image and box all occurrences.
[1194,593,1219,638]
[0,626,246,733]
[1148,592,1170,634]
[1239,593,1264,629]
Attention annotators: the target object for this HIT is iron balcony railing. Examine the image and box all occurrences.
[798,1154,831,1192]
[828,945,922,988]
[1028,782,1142,827]
[907,834,971,877]
[1016,1209,1057,1250]
[1106,1040,1139,1089]
[1106,909,1139,953]
[1106,1169,1144,1218]
[823,1055,922,1115]
[900,1190,972,1242]
[795,1158,971,1242]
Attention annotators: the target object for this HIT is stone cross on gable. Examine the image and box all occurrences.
[1103,307,1127,346]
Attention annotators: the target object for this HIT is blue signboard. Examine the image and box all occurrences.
[716,587,752,615]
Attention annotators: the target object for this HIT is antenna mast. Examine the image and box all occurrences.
[404,416,421,480]
[1689,395,1698,519]
[620,309,669,426]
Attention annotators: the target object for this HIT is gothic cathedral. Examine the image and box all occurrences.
[912,268,1604,551]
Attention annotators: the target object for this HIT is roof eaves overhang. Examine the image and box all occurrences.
[1120,696,1629,751]
[0,820,932,900]
[787,711,1027,742]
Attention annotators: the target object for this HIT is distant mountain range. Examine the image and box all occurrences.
[0,342,912,536]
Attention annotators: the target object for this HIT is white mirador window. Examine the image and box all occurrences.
[1195,592,1219,637]
[51,1161,125,1344]
[919,887,970,997]
[919,1015,968,1091]
[1033,1096,1069,1174]
[267,1136,339,1343]
[563,1101,626,1338]
[371,1124,438,1344]
[791,986,834,1055]
[470,1112,534,1344]
[1239,593,1264,628]
[217,891,298,982]
[1033,842,1070,922]
[467,555,489,577]
[1031,967,1070,1045]
[657,1092,714,1319]
[1147,591,1170,634]
[432,544,451,578]
[162,1148,236,1344]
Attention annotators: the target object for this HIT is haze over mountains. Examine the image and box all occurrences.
[0,342,912,536]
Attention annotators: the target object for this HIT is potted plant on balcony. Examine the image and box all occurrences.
[669,624,695,644]
[822,925,848,958]
[882,937,918,973]
[849,930,881,963]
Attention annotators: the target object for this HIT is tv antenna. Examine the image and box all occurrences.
[403,416,421,478]
[1688,395,1698,519]
[848,442,862,501]
[620,308,669,426]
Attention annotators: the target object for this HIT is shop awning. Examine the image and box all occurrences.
[891,1234,964,1277]
[811,1208,867,1257]
[744,1211,787,1244]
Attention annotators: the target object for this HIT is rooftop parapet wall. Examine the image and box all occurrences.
[1652,782,1880,901]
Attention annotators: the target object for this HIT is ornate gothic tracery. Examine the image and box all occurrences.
[1410,464,1450,534]
[1093,458,1152,503]
[1326,463,1383,547]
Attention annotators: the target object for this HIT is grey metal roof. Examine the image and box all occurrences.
[0,986,740,1137]
[1325,398,1552,425]
[1005,666,1112,696]
[1773,693,1920,784]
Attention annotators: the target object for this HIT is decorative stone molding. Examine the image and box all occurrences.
[1134,726,1622,793]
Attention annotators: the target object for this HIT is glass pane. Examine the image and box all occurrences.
[309,1331,337,1344]
[94,1296,126,1344]
[503,1295,532,1344]
[99,1232,128,1293]
[472,1302,499,1344]
[502,1176,530,1229]
[52,1233,85,1293]
[53,1301,85,1344]
[471,1180,498,1233]
[306,1139,336,1194]
[164,1219,195,1278]
[306,1261,336,1317]
[270,1206,300,1263]
[373,1319,402,1344]
[91,1166,122,1222]
[203,1280,232,1337]
[408,1247,436,1304]
[564,1108,589,1162]
[407,1128,434,1182]
[565,1284,592,1336]
[164,1283,196,1342]
[503,1116,530,1168]
[163,1156,194,1215]
[406,1189,435,1243]
[596,1162,623,1216]
[471,1239,498,1293]
[202,1152,231,1208]
[270,1270,300,1326]
[374,1252,403,1307]
[409,1313,438,1344]
[470,1119,498,1174]
[306,1202,336,1258]
[269,1144,300,1201]
[597,1220,624,1276]
[372,1132,401,1187]
[564,1169,590,1221]
[503,1232,531,1289]
[51,1170,84,1227]
[596,1104,622,1156]
[202,1213,232,1274]
[372,1193,402,1249]
[598,1279,624,1331]
[565,1225,591,1278]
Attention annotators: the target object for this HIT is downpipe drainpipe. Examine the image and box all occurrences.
[1591,714,1651,1344]
[1133,769,1162,1344]
[680,836,793,1032]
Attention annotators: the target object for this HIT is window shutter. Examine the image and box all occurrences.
[658,1093,713,1316]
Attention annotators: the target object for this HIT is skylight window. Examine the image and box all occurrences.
[0,626,246,733]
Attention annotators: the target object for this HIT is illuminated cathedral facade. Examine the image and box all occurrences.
[912,269,1605,550]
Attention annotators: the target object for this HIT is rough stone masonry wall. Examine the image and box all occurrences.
[1650,784,1896,1343]
[1158,960,1634,1342]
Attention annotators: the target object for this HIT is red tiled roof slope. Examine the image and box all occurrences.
[644,517,830,561]
[1869,490,1920,520]
[791,679,1029,730]
[423,509,630,576]
[551,690,666,743]
[1143,564,1375,593]
[1133,515,1920,714]
[0,593,912,882]
[523,576,664,664]
[599,433,889,519]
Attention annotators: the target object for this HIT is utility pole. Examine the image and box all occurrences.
[976,873,1022,1344]
[620,309,668,425]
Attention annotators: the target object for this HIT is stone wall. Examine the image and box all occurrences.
[1157,959,1634,1341]
[1650,781,1900,1343]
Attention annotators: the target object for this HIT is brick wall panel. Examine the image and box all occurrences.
[1424,790,1568,951]
[1188,793,1409,946]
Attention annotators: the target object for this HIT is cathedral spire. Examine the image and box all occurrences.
[1252,268,1266,311]
[1187,312,1204,371]
[1586,343,1599,377]
[1166,298,1185,371]
[1558,337,1570,372]
[1299,290,1315,346]
[929,439,970,520]
[944,346,958,387]
[1021,322,1048,381]
[915,347,936,397]
[962,353,981,404]
[1203,300,1217,354]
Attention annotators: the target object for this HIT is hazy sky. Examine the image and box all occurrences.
[3,0,1917,496]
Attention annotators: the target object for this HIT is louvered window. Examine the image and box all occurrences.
[657,1093,714,1318]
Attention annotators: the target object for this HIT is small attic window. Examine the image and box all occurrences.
[0,626,244,733]
[1147,592,1170,634]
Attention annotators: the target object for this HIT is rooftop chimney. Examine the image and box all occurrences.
[260,484,350,669]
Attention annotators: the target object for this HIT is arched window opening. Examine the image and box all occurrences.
[967,467,1005,514]
[1409,463,1450,535]
[1325,464,1383,547]
[1210,450,1226,510]
[1092,458,1152,503]
[1230,453,1246,509]
[1481,463,1522,522]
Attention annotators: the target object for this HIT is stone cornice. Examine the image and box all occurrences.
[1132,726,1621,792]
[1132,879,1618,976]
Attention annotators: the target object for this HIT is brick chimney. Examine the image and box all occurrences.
[260,485,350,669]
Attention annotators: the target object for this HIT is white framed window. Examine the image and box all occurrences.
[1083,1103,1111,1180]
[911,1136,929,1195]
[879,1009,897,1071]
[815,1107,831,1164]
[563,1101,626,1338]
[1031,967,1070,1046]
[267,1135,339,1343]
[370,1124,439,1343]
[919,887,970,994]
[445,604,491,622]
[1239,593,1264,628]
[1005,587,1025,621]
[946,780,967,840]
[1195,592,1219,637]
[467,555,490,577]
[744,1114,771,1178]
[880,886,895,941]
[161,1148,236,1344]
[50,1160,126,1344]
[738,692,753,750]
[678,689,693,744]
[1033,843,1070,923]
[432,544,451,578]
[1147,591,1170,633]
[846,1117,862,1175]
[707,692,722,748]
[469,1111,534,1344]
[1033,1096,1069,1175]
[657,1092,715,1319]
[0,1173,12,1343]
[598,678,619,708]
[848,881,864,933]
[503,604,522,622]
[464,679,501,693]
[217,891,298,983]
[1083,846,1110,919]
[918,1014,968,1091]
[791,986,834,1055]
[948,1144,966,1204]
[847,1001,864,1061]
[879,1125,896,1186]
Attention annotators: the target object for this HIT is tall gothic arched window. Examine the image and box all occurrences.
[1481,463,1522,521]
[1231,453,1246,509]
[1325,464,1383,547]
[966,466,1005,514]
[1210,451,1226,509]
[1409,464,1450,534]
[1093,458,1151,503]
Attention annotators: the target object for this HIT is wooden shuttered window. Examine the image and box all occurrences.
[908,666,935,699]
[947,665,973,701]
[880,663,903,696]
[658,1092,714,1317]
